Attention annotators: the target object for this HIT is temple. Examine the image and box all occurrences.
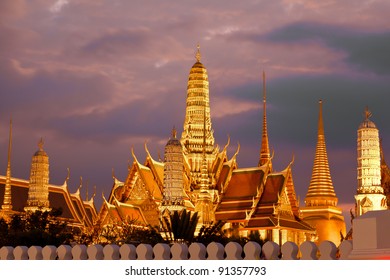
[98,49,315,245]
[4,46,390,245]
[98,46,228,230]
[300,100,346,246]
[0,122,97,231]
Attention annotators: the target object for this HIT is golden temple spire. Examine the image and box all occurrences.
[259,71,271,167]
[2,118,13,211]
[162,125,186,212]
[25,137,51,212]
[181,44,216,190]
[305,100,337,207]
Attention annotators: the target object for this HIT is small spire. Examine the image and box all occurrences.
[364,106,372,120]
[195,44,201,62]
[172,126,177,138]
[38,137,44,151]
[259,71,271,167]
[2,118,13,211]
[263,71,266,102]
[318,100,324,136]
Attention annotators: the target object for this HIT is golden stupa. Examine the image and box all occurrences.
[300,100,346,246]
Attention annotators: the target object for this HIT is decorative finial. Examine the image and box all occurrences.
[365,106,372,120]
[7,118,12,168]
[195,44,201,62]
[318,99,324,136]
[263,71,266,102]
[38,137,44,151]
[172,126,177,138]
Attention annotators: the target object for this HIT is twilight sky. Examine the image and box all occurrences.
[1,0,390,226]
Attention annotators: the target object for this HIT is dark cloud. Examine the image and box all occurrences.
[218,73,390,147]
[0,57,116,134]
[263,22,390,75]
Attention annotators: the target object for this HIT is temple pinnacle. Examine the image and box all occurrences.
[172,126,177,138]
[195,44,201,62]
[318,100,324,136]
[1,118,13,211]
[259,71,271,167]
[365,106,372,120]
[305,100,337,206]
[38,137,44,151]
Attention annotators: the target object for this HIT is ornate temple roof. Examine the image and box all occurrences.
[100,196,147,226]
[0,175,98,228]
[215,163,313,232]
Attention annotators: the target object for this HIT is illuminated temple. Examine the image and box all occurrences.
[98,46,320,245]
[0,120,97,231]
[3,45,390,245]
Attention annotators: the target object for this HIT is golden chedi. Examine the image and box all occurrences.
[180,45,218,191]
[24,138,51,212]
[300,100,346,246]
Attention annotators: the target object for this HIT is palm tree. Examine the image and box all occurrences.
[161,209,199,243]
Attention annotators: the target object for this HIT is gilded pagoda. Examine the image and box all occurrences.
[355,108,388,216]
[300,100,346,246]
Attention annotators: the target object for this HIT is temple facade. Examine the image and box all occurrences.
[98,50,314,245]
[300,100,346,246]
[355,108,387,216]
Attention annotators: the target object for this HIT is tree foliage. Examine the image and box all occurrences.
[0,209,73,247]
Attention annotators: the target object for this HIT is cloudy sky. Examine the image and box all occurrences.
[1,0,390,226]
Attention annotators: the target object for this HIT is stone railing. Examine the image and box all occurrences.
[2,209,390,260]
[0,240,354,260]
